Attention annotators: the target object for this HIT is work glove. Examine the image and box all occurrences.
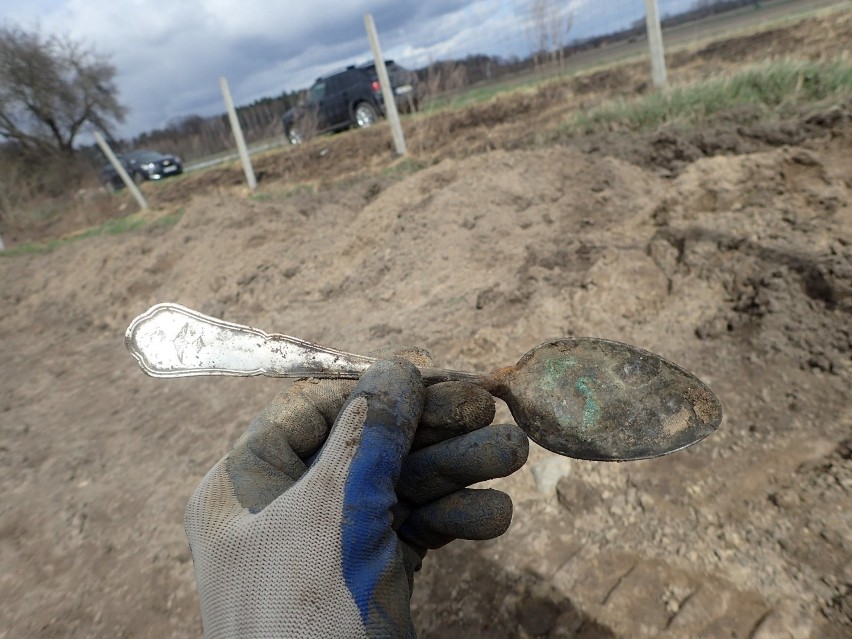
[184,353,529,639]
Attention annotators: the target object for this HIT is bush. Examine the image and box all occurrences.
[0,146,102,241]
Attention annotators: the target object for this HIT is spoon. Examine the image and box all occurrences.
[125,303,722,462]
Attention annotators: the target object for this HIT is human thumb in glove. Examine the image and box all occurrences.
[185,357,528,639]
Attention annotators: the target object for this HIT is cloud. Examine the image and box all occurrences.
[10,0,493,136]
[1,0,698,138]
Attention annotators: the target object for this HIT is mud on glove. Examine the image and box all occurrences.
[185,357,528,638]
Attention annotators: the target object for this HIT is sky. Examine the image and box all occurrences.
[0,0,699,140]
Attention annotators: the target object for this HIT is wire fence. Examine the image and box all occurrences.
[133,0,836,170]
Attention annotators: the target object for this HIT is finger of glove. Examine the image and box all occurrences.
[311,358,424,497]
[397,423,529,505]
[245,378,356,467]
[367,345,433,368]
[412,381,496,450]
[397,488,514,549]
[262,346,424,466]
[225,379,356,512]
[295,359,423,634]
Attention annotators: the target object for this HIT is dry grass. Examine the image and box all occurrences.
[288,106,320,145]
[0,153,108,241]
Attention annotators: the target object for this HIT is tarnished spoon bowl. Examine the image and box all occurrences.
[126,303,722,462]
[479,338,721,461]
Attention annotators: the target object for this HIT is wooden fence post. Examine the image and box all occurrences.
[94,131,149,210]
[220,76,258,190]
[364,13,407,156]
[644,0,668,89]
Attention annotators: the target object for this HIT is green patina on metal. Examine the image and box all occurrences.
[576,376,601,432]
[540,354,602,434]
[542,355,576,393]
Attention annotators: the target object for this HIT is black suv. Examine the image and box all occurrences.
[282,61,419,144]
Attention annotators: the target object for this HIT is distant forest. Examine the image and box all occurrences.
[123,0,763,163]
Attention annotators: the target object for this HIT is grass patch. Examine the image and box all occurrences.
[249,183,316,202]
[382,157,427,179]
[569,59,852,133]
[76,209,183,238]
[1,209,184,257]
[425,80,529,111]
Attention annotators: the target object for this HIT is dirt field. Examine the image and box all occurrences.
[1,8,850,639]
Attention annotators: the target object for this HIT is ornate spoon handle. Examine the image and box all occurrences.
[125,303,380,379]
[125,303,479,383]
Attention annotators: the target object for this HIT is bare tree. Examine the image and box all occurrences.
[549,4,573,68]
[523,0,574,70]
[528,0,549,69]
[0,25,126,156]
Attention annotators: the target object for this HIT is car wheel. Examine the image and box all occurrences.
[354,102,378,128]
[287,127,303,145]
[133,172,145,186]
[105,181,117,194]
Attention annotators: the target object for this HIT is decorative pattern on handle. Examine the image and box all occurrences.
[125,303,376,379]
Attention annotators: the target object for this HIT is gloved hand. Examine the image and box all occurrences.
[185,355,529,639]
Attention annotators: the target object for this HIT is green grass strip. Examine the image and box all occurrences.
[1,209,183,257]
[571,59,852,133]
